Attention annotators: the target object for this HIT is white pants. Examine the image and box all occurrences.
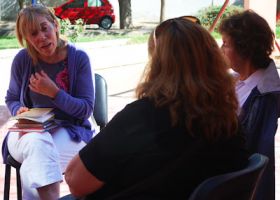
[7,127,86,200]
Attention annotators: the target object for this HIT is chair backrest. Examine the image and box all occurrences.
[188,153,269,200]
[93,73,108,129]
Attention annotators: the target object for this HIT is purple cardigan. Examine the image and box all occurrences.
[5,43,95,143]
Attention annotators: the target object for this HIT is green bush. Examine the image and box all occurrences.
[277,25,280,38]
[59,18,85,42]
[197,5,243,31]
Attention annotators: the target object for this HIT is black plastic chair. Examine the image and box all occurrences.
[188,153,269,200]
[3,73,108,200]
[93,73,108,129]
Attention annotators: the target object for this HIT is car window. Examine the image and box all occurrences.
[88,0,103,7]
[67,0,85,8]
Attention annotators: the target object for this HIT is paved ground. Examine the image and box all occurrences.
[0,40,280,199]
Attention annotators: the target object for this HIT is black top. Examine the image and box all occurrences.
[79,98,248,200]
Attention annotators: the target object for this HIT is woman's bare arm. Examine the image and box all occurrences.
[64,154,105,198]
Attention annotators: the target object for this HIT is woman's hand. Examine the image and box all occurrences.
[16,107,30,135]
[29,70,60,98]
[16,107,29,115]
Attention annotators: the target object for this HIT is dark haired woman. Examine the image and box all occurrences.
[219,10,280,200]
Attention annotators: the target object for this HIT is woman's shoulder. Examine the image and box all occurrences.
[125,98,155,111]
[258,60,280,93]
[14,48,29,60]
[118,98,169,123]
[12,49,32,69]
[111,98,156,121]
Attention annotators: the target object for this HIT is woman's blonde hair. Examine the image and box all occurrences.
[136,17,238,140]
[16,4,66,65]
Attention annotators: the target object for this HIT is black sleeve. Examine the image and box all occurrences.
[79,107,129,182]
[79,99,173,184]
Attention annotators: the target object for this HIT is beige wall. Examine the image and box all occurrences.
[244,0,277,33]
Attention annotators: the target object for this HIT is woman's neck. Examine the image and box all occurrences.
[238,62,257,81]
[39,45,67,64]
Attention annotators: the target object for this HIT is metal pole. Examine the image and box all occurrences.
[208,0,229,33]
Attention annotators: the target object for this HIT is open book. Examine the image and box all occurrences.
[10,108,54,123]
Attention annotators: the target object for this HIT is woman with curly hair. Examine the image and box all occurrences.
[219,10,280,200]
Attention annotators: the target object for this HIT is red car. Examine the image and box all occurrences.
[54,0,115,29]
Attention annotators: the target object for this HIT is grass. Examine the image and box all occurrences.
[1,26,280,50]
[0,36,21,49]
[0,33,150,50]
[76,33,150,44]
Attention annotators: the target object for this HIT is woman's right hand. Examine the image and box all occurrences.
[16,107,29,115]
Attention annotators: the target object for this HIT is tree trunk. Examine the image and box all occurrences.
[18,0,24,9]
[160,0,165,23]
[118,0,133,29]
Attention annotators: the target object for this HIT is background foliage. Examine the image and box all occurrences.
[60,19,85,42]
[197,5,244,31]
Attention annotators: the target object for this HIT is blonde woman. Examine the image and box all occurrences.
[3,4,95,200]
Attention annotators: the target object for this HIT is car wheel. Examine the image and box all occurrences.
[99,17,112,30]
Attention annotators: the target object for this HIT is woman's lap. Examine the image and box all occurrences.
[7,127,86,188]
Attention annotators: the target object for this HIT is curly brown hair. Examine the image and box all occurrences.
[136,17,239,140]
[219,10,274,69]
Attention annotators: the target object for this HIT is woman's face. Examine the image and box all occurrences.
[26,15,58,60]
[221,34,243,73]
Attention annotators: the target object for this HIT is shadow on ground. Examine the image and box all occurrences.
[0,106,10,128]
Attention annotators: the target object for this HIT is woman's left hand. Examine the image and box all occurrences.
[29,70,60,98]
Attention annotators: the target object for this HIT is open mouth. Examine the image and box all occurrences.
[41,43,52,49]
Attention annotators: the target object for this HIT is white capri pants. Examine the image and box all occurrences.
[7,127,86,200]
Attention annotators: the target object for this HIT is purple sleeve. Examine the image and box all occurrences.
[52,48,95,120]
[5,50,29,116]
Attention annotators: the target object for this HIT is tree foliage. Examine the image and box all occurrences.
[197,5,243,31]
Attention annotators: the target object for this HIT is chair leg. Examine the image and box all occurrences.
[16,168,22,200]
[4,164,11,200]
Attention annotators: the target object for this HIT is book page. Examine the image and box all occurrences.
[10,108,54,123]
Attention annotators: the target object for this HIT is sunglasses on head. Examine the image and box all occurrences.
[153,15,201,46]
[180,15,201,24]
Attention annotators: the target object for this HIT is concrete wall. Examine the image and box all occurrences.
[244,0,277,32]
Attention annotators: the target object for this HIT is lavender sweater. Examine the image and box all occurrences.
[5,44,95,143]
